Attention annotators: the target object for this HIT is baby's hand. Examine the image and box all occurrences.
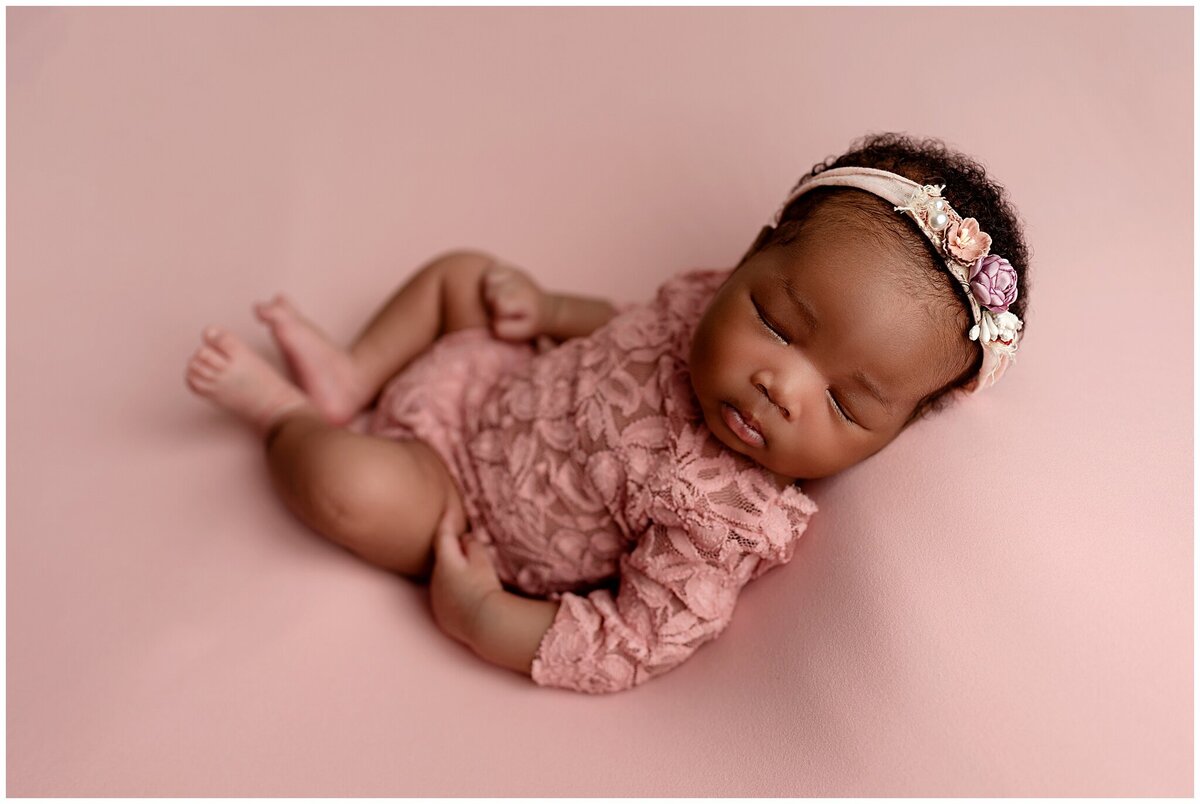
[429,506,502,649]
[481,260,552,342]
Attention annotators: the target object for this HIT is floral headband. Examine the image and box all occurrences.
[771,166,1024,394]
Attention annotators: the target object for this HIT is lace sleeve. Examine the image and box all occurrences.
[529,517,764,694]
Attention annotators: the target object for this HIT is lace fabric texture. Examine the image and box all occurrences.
[369,268,818,694]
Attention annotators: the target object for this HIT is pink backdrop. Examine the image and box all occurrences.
[7,6,1192,796]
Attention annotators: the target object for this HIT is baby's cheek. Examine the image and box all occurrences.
[687,323,724,393]
[700,321,747,379]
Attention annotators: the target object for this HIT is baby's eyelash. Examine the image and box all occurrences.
[753,299,789,344]
[828,391,855,426]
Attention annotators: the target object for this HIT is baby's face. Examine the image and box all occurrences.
[689,227,971,483]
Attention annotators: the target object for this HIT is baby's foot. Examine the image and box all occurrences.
[254,295,369,426]
[185,326,314,435]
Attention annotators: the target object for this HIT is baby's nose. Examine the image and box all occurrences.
[756,380,792,420]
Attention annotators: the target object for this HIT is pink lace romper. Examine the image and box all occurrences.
[367,268,818,694]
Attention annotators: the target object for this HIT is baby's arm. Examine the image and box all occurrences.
[469,590,561,675]
[541,293,619,341]
[493,521,765,695]
[481,261,618,343]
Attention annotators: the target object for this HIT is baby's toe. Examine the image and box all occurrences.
[189,356,220,378]
[184,365,215,394]
[273,294,299,315]
[253,301,277,324]
[193,345,228,369]
[253,295,299,326]
[202,326,243,357]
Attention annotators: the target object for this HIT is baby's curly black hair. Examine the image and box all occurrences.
[741,132,1032,428]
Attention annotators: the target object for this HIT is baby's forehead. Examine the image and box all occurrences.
[768,240,933,322]
[761,246,970,387]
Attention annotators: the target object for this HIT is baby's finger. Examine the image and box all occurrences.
[434,520,466,568]
[499,290,537,316]
[483,264,511,286]
[491,302,528,320]
[482,267,503,291]
[487,290,524,320]
[490,290,516,313]
[464,539,496,571]
[482,282,502,309]
[493,315,532,340]
[438,503,466,539]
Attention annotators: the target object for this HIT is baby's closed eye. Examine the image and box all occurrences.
[751,296,790,344]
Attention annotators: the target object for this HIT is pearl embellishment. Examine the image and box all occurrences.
[929,211,949,230]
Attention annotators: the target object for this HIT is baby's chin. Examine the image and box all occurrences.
[735,444,802,488]
[700,404,798,483]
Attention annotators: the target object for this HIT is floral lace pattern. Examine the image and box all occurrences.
[369,269,818,694]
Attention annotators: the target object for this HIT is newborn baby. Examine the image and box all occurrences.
[185,132,1030,694]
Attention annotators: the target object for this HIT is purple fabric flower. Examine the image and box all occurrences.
[969,254,1019,313]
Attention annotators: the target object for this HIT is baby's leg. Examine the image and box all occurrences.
[184,327,460,578]
[264,407,462,579]
[255,250,498,425]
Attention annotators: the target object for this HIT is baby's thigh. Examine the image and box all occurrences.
[305,432,464,580]
[404,438,468,576]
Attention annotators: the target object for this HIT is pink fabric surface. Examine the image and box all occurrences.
[369,270,816,693]
[7,6,1191,796]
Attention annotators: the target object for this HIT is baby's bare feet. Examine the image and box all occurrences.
[254,295,369,426]
[185,326,314,435]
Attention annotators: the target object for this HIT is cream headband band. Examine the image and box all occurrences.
[771,166,1023,394]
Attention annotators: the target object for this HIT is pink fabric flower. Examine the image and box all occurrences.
[683,568,730,620]
[969,254,1019,313]
[596,654,636,689]
[945,217,992,263]
[540,611,593,658]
